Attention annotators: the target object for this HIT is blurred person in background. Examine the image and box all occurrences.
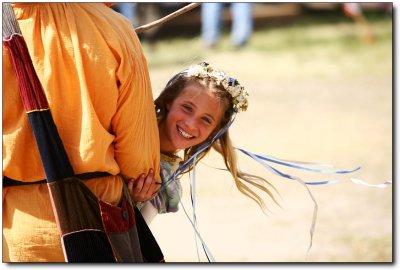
[342,3,375,44]
[201,3,253,48]
[114,3,161,49]
[112,2,138,26]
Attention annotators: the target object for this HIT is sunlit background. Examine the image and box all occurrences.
[114,3,393,262]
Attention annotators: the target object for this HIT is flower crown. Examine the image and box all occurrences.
[184,62,249,112]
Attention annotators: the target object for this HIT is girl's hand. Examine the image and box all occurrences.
[127,169,158,203]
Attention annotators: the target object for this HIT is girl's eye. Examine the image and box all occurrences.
[182,104,192,112]
[202,117,212,125]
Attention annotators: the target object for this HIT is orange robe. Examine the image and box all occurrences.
[2,3,160,262]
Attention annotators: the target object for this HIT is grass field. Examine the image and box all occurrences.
[141,11,393,262]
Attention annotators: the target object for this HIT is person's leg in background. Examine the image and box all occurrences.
[231,3,253,47]
[343,3,374,44]
[201,3,223,47]
[115,2,138,26]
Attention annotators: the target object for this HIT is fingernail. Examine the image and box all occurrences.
[149,169,153,174]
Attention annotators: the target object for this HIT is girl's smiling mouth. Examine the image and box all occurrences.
[177,126,194,139]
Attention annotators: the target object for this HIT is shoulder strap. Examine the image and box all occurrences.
[2,2,75,182]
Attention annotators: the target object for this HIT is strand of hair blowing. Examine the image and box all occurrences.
[213,132,281,213]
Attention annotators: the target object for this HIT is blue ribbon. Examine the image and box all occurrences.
[235,147,360,185]
[189,157,215,262]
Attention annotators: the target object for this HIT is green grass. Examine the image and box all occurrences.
[250,19,391,52]
[141,13,392,69]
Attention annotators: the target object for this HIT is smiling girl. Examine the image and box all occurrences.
[127,62,278,224]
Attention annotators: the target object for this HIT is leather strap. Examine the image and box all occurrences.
[3,172,112,187]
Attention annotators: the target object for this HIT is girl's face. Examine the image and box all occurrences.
[159,83,224,154]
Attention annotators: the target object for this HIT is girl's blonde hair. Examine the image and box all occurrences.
[155,71,279,212]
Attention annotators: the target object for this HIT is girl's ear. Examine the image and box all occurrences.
[166,102,171,111]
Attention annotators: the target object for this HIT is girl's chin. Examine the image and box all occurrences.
[173,134,200,150]
[174,142,195,151]
[173,137,191,148]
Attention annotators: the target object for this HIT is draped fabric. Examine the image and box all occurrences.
[150,154,182,214]
[3,3,160,262]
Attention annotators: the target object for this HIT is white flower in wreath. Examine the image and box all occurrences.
[185,62,249,112]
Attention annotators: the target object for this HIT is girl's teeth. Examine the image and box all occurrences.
[178,128,193,139]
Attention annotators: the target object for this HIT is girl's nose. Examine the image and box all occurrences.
[184,117,197,131]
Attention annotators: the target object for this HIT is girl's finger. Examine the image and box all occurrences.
[141,169,154,194]
[128,179,134,192]
[145,168,154,182]
[141,178,152,196]
[134,174,145,192]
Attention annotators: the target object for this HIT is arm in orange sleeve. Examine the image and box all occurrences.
[110,53,160,182]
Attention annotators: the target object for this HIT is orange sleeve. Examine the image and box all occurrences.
[3,3,160,182]
[111,44,161,181]
[3,4,161,261]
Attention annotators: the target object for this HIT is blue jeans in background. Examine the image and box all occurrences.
[201,3,253,47]
[114,3,138,26]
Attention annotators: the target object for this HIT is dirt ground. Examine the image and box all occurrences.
[143,17,392,263]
